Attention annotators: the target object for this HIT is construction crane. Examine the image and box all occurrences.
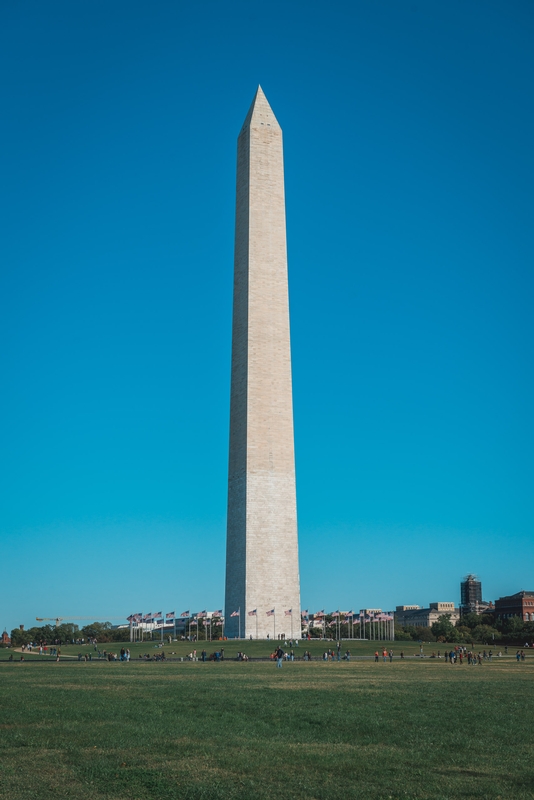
[36,616,125,628]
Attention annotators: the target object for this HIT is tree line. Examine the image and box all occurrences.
[9,622,132,647]
[398,612,534,645]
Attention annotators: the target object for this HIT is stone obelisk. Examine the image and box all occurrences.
[225,87,300,640]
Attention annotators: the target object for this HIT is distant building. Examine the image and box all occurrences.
[494,591,534,622]
[460,574,492,615]
[1,630,10,646]
[395,602,459,628]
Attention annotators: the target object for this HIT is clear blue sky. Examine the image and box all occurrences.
[1,1,533,632]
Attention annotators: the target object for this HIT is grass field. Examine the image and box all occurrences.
[7,637,513,661]
[1,657,533,800]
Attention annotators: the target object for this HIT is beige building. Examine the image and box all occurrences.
[224,87,300,639]
[395,602,459,628]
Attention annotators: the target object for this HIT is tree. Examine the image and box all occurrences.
[405,625,435,642]
[454,625,472,642]
[55,623,79,643]
[81,622,113,640]
[10,628,29,647]
[471,624,501,643]
[392,626,412,641]
[10,624,60,647]
[431,614,457,642]
[458,612,495,630]
[495,615,534,642]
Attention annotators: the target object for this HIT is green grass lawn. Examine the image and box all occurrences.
[1,658,533,799]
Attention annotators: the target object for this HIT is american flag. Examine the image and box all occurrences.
[314,610,325,618]
[231,610,240,617]
[248,609,257,617]
[180,610,190,617]
[331,611,340,618]
[190,620,197,626]
[197,610,207,618]
[301,610,308,617]
[166,612,175,619]
[266,609,275,617]
[214,610,223,617]
[154,611,162,617]
[144,613,152,620]
[126,615,133,622]
[285,609,292,616]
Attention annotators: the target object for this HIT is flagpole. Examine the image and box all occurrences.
[273,609,276,641]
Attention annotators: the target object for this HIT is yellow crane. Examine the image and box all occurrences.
[36,616,124,627]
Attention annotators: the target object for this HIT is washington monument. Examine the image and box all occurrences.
[224,87,301,639]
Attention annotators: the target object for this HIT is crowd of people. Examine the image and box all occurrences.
[5,636,532,667]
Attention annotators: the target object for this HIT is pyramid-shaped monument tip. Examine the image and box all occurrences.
[241,85,280,131]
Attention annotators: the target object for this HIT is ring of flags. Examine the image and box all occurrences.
[127,609,394,630]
